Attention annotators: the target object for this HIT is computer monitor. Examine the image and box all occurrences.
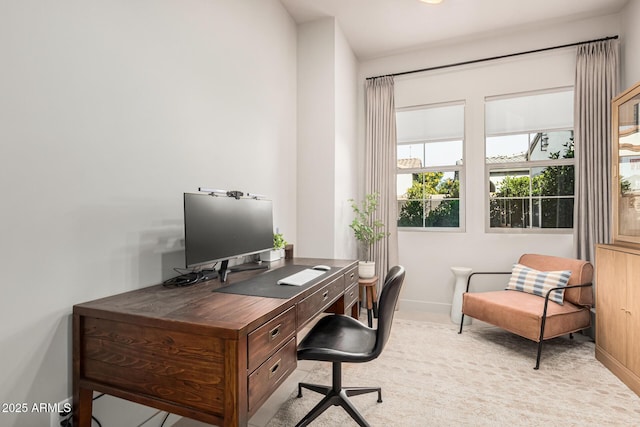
[183,193,273,281]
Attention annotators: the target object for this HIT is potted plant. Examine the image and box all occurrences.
[273,232,286,257]
[260,233,287,262]
[349,193,387,278]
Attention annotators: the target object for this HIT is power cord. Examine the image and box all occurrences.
[159,412,170,427]
[162,271,202,287]
[163,264,219,287]
[59,410,72,427]
[59,393,105,426]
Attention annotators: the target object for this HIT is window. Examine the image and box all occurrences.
[485,89,574,231]
[396,102,464,229]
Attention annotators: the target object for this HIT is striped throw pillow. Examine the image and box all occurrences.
[506,264,571,305]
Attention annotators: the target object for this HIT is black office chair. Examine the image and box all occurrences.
[295,265,406,427]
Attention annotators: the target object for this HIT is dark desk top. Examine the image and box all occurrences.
[73,258,357,339]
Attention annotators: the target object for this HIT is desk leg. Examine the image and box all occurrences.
[350,300,359,319]
[73,387,93,427]
[73,313,93,427]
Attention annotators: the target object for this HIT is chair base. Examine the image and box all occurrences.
[295,363,381,427]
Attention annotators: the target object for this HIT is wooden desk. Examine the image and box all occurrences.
[72,258,358,427]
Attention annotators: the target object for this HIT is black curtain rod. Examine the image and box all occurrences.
[366,35,619,80]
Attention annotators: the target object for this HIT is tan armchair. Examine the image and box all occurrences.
[459,254,593,369]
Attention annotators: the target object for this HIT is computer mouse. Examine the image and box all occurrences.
[312,265,330,271]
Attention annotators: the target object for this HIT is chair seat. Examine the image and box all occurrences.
[298,315,377,363]
[462,290,591,342]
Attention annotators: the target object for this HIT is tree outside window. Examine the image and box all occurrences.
[489,135,574,229]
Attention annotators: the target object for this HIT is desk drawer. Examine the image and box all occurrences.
[297,275,344,328]
[344,282,358,309]
[248,307,296,372]
[248,337,296,414]
[345,265,358,288]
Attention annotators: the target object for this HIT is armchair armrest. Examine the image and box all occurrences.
[465,271,511,293]
[542,282,593,310]
[538,282,594,345]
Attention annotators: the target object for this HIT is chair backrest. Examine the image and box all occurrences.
[372,265,405,358]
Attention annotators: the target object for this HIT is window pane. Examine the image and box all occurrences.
[528,131,574,161]
[397,144,424,169]
[489,197,530,228]
[426,198,459,227]
[425,140,463,167]
[532,165,575,197]
[397,172,460,228]
[397,173,421,200]
[398,199,424,227]
[486,134,529,163]
[532,198,574,228]
[489,168,574,229]
[486,131,574,163]
[490,170,530,197]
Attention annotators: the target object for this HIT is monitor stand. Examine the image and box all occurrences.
[218,260,269,283]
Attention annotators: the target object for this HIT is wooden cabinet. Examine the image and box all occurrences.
[595,244,640,396]
[612,81,640,245]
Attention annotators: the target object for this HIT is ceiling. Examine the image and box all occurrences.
[279,0,628,59]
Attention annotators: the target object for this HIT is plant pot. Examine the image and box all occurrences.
[260,250,281,262]
[358,261,376,279]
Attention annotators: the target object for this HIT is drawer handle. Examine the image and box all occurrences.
[349,272,355,279]
[269,324,282,341]
[349,290,354,297]
[322,291,329,301]
[269,358,281,379]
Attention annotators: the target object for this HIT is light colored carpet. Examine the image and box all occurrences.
[266,318,640,426]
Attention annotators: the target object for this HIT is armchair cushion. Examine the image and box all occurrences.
[463,290,590,342]
[506,263,571,305]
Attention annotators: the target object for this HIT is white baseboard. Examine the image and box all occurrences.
[398,298,451,314]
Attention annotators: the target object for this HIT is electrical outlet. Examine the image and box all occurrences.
[49,397,72,427]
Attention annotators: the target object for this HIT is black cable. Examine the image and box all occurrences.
[162,271,202,287]
[59,413,72,427]
[91,415,103,427]
[159,412,171,427]
[163,263,219,287]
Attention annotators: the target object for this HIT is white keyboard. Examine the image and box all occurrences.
[277,269,326,286]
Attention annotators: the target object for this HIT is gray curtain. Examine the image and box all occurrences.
[573,39,620,262]
[365,76,399,279]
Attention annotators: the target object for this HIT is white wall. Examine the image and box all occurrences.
[621,0,640,88]
[297,18,358,260]
[333,24,359,260]
[358,14,621,313]
[0,1,297,426]
[297,18,336,258]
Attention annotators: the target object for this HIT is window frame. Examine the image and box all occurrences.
[396,101,466,232]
